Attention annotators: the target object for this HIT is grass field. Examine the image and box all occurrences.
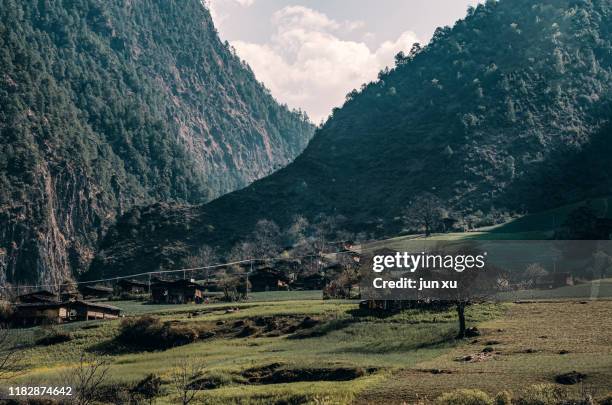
[357,300,612,404]
[8,294,503,404]
[9,199,612,404]
[7,291,612,404]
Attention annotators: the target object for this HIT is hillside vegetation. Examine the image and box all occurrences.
[93,0,612,277]
[0,0,314,283]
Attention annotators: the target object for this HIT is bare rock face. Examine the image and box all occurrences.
[0,0,314,285]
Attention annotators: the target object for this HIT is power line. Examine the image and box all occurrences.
[1,239,556,293]
[0,247,362,292]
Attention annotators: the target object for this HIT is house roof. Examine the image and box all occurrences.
[151,278,205,289]
[17,290,56,298]
[14,300,121,313]
[70,300,121,312]
[15,302,66,310]
[117,279,148,287]
[80,285,113,292]
[297,273,324,281]
[250,268,291,282]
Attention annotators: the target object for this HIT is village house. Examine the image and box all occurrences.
[116,279,148,295]
[12,302,68,326]
[200,279,221,292]
[535,272,574,289]
[273,259,302,274]
[248,268,291,292]
[292,272,325,290]
[69,300,121,321]
[59,286,80,302]
[79,285,114,299]
[16,290,58,304]
[11,300,121,327]
[150,278,207,304]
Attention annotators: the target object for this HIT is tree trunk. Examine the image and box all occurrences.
[456,302,466,339]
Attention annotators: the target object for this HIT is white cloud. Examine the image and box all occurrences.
[234,0,255,6]
[230,6,419,122]
[206,0,255,27]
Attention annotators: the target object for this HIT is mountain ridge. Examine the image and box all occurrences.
[90,0,612,279]
[0,0,314,284]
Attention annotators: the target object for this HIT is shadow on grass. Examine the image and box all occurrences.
[288,318,356,339]
[86,339,148,355]
[333,327,458,354]
[346,308,400,319]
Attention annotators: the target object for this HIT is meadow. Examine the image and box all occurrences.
[6,290,612,404]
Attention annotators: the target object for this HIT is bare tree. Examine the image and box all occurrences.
[228,241,257,263]
[524,263,548,287]
[218,273,246,302]
[286,214,309,247]
[184,245,218,283]
[0,325,23,381]
[70,352,111,405]
[403,192,445,237]
[443,261,502,339]
[170,359,204,405]
[251,219,282,258]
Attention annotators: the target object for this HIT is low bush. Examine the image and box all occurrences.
[435,389,493,405]
[495,391,513,405]
[515,384,566,405]
[116,316,198,350]
[95,384,132,404]
[131,373,162,401]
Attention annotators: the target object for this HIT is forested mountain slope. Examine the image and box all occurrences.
[0,0,313,284]
[92,0,612,278]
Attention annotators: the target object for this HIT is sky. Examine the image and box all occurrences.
[206,0,481,123]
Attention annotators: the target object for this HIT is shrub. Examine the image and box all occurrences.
[116,316,197,350]
[495,390,513,405]
[35,331,72,346]
[436,389,494,405]
[516,384,566,405]
[95,384,131,404]
[131,373,162,401]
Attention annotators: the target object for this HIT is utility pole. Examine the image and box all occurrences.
[247,259,252,296]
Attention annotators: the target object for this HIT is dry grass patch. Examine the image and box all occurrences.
[356,300,612,404]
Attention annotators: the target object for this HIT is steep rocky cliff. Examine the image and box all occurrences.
[91,0,612,278]
[0,0,314,284]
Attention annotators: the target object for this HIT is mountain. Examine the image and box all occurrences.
[91,0,612,278]
[0,0,314,285]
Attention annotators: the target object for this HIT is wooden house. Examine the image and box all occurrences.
[116,279,148,295]
[79,285,114,299]
[12,302,69,326]
[16,290,58,304]
[292,272,325,290]
[150,278,206,304]
[200,280,221,292]
[535,272,574,289]
[248,268,291,292]
[68,300,121,321]
[11,300,121,326]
